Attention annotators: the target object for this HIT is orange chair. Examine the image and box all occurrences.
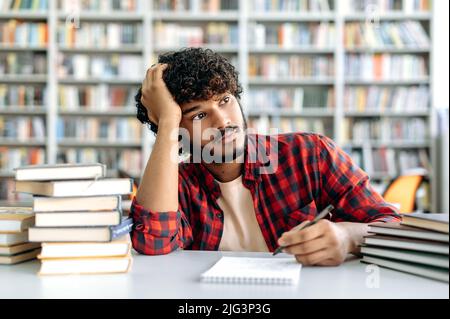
[382,174,429,213]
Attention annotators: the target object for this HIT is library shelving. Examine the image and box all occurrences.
[0,0,437,211]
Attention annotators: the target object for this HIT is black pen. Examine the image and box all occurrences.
[272,204,335,256]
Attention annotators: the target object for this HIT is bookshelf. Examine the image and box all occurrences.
[0,0,437,211]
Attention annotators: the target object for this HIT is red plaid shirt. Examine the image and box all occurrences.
[130,132,401,255]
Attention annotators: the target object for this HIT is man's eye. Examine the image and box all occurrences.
[221,96,230,105]
[193,113,206,120]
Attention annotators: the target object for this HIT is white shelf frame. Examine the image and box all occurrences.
[0,0,437,209]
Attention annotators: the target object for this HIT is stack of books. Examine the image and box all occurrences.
[0,207,41,265]
[14,163,134,275]
[361,213,449,282]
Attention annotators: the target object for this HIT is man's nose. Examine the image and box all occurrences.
[211,108,231,129]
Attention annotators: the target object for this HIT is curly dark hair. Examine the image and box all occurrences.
[135,47,243,134]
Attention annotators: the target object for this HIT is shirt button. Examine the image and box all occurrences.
[216,212,223,219]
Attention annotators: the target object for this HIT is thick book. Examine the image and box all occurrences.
[15,178,133,197]
[14,163,106,181]
[33,195,121,212]
[0,207,35,233]
[0,231,28,246]
[401,213,449,234]
[0,242,41,256]
[368,222,449,243]
[0,248,41,265]
[38,254,132,275]
[361,255,449,283]
[29,217,133,242]
[363,235,449,255]
[360,245,449,269]
[35,210,122,227]
[38,235,131,259]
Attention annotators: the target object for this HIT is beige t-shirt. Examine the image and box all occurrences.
[216,176,269,252]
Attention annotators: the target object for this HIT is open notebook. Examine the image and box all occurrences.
[200,257,302,285]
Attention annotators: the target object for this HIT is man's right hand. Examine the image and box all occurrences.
[140,63,182,126]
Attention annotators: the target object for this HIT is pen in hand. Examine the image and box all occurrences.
[272,204,335,256]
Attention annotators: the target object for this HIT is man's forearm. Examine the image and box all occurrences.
[338,222,371,254]
[136,119,180,212]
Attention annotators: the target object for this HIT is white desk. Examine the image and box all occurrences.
[0,250,448,299]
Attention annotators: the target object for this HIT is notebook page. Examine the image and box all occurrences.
[200,257,302,285]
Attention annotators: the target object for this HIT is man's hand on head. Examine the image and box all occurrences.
[141,63,182,126]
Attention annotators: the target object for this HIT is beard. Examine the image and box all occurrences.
[190,125,247,164]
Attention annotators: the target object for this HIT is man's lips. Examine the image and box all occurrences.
[215,127,239,144]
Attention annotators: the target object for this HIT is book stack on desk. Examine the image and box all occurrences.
[13,163,134,275]
[0,207,41,265]
[361,213,449,283]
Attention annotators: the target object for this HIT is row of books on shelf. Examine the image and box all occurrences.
[0,147,44,171]
[344,86,429,112]
[247,116,334,137]
[343,118,428,141]
[345,54,428,80]
[248,22,335,48]
[153,22,239,47]
[0,164,134,274]
[346,0,431,13]
[344,21,430,49]
[58,0,140,12]
[59,22,141,48]
[360,215,448,283]
[0,52,46,75]
[0,0,48,10]
[154,0,238,11]
[56,117,141,142]
[59,85,137,110]
[249,55,334,79]
[250,0,332,11]
[58,53,142,80]
[0,116,45,140]
[0,147,141,177]
[247,87,334,110]
[0,20,48,47]
[348,147,430,177]
[0,85,46,106]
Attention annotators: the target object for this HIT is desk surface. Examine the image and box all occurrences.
[0,250,448,299]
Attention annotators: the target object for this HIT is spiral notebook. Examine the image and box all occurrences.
[200,257,302,285]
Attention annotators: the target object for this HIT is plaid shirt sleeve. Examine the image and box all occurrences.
[129,174,193,255]
[316,135,402,223]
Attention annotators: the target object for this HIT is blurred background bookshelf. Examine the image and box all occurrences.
[0,0,448,214]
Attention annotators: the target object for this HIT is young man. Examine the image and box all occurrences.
[132,48,401,266]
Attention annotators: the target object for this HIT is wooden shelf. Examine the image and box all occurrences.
[344,12,431,21]
[57,12,143,21]
[58,78,142,85]
[247,108,334,117]
[0,107,47,115]
[248,12,335,21]
[345,141,431,148]
[0,139,46,147]
[0,74,47,84]
[249,47,335,54]
[58,140,141,148]
[249,77,335,86]
[0,11,47,20]
[344,110,430,117]
[153,11,239,21]
[58,46,143,54]
[59,109,136,116]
